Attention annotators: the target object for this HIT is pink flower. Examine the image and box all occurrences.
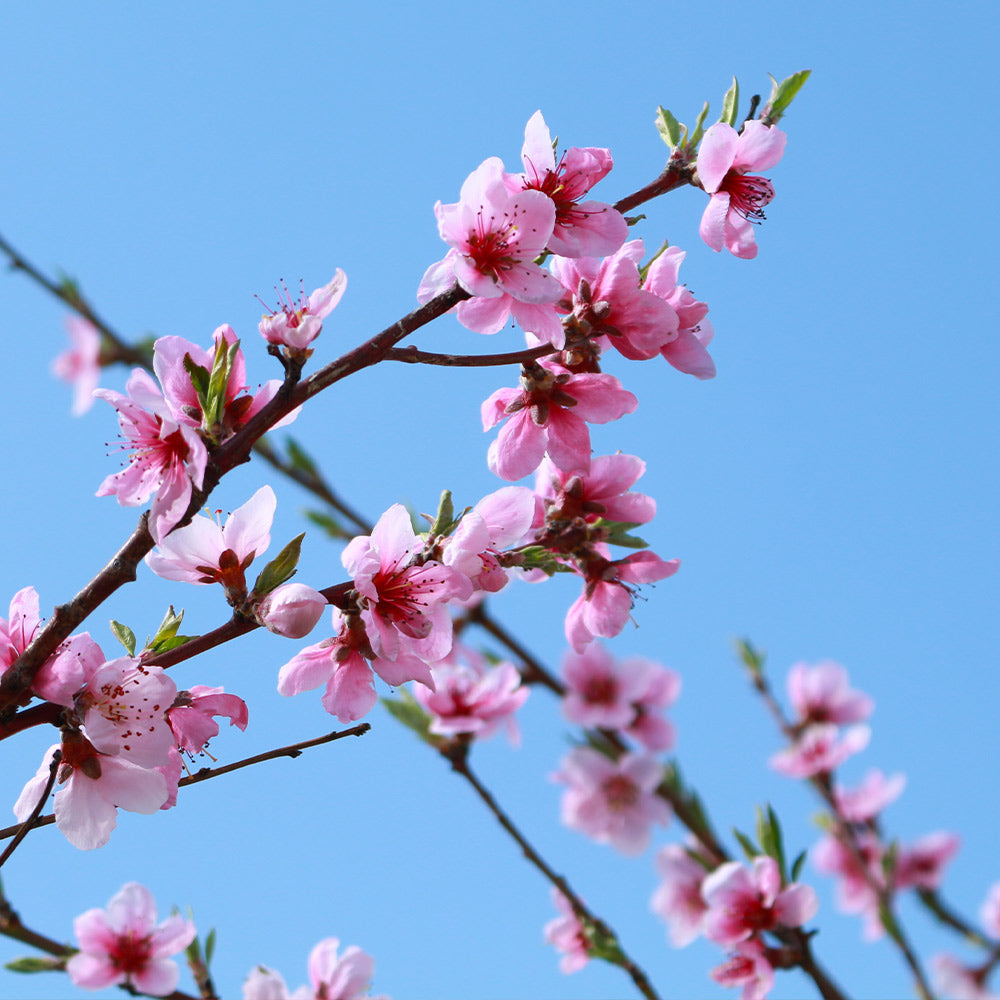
[95,369,209,543]
[418,156,562,339]
[650,843,709,946]
[482,361,638,482]
[259,271,347,352]
[564,549,680,653]
[534,453,656,529]
[167,684,248,757]
[980,882,1000,940]
[642,246,716,379]
[293,937,379,1000]
[769,722,870,779]
[551,240,679,361]
[255,583,327,638]
[553,747,670,855]
[833,769,906,822]
[52,315,101,415]
[342,504,472,672]
[66,882,196,996]
[701,856,818,946]
[414,650,528,744]
[895,831,961,891]
[786,660,873,726]
[506,111,627,258]
[812,831,885,938]
[697,120,787,259]
[930,955,998,1000]
[710,938,775,1000]
[544,889,591,974]
[244,966,292,1000]
[14,737,169,850]
[145,485,276,589]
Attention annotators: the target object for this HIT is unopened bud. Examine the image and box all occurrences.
[254,583,327,638]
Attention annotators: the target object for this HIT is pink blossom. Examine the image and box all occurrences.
[697,120,786,259]
[167,684,248,757]
[145,485,276,590]
[534,453,656,529]
[564,549,680,653]
[701,856,818,946]
[812,831,885,938]
[650,843,709,946]
[833,769,906,822]
[255,583,327,638]
[52,315,101,414]
[980,882,1000,939]
[14,738,169,850]
[769,722,870,779]
[342,504,472,671]
[786,660,874,726]
[292,937,379,1000]
[930,955,998,1000]
[95,369,209,543]
[642,246,716,379]
[244,966,292,1000]
[66,882,196,996]
[895,831,961,891]
[544,889,591,974]
[506,111,627,258]
[418,157,562,339]
[482,361,638,482]
[551,240,678,361]
[414,649,528,744]
[78,657,178,769]
[553,747,670,855]
[259,271,347,352]
[710,938,775,1000]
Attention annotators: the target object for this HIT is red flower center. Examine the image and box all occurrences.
[720,172,775,223]
[110,930,153,975]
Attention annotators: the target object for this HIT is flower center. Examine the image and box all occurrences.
[601,773,639,812]
[721,172,775,223]
[110,929,153,975]
[582,673,618,706]
[467,209,518,278]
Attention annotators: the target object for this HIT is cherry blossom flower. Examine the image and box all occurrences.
[930,955,998,1000]
[534,453,656,529]
[145,485,276,590]
[553,747,670,855]
[66,882,196,996]
[167,684,248,757]
[833,768,906,822]
[14,737,169,850]
[812,831,885,939]
[551,240,678,361]
[697,120,786,259]
[769,722,870,779]
[292,937,380,1000]
[544,889,591,974]
[78,657,178,769]
[255,583,328,638]
[95,369,209,543]
[342,504,471,671]
[895,831,961,891]
[650,843,709,947]
[259,270,347,352]
[642,246,716,379]
[414,649,528,744]
[701,856,818,946]
[244,966,292,1000]
[506,111,627,258]
[710,938,775,1000]
[564,549,680,652]
[786,660,874,726]
[482,361,638,482]
[418,156,562,340]
[52,315,101,415]
[981,882,1000,940]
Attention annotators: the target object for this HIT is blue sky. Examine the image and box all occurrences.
[1,2,998,998]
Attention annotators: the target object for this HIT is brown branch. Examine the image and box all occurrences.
[383,343,555,368]
[0,750,60,869]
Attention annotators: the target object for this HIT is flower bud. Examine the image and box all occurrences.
[255,583,327,638]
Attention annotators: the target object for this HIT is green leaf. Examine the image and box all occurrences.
[154,605,184,642]
[204,928,216,966]
[381,690,436,745]
[252,533,305,596]
[790,849,807,882]
[732,827,760,861]
[285,436,318,476]
[110,619,136,657]
[654,106,683,150]
[763,69,811,123]
[205,338,240,429]
[5,956,66,973]
[595,519,648,550]
[182,352,211,406]
[638,241,670,283]
[757,804,787,882]
[720,76,740,126]
[513,545,562,575]
[735,638,766,677]
[149,634,197,653]
[304,509,349,540]
[689,101,711,149]
[429,490,456,537]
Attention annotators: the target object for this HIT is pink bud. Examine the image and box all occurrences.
[256,583,327,638]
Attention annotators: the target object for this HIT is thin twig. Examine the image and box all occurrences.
[0,750,61,869]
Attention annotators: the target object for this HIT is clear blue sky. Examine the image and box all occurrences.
[1,2,997,998]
